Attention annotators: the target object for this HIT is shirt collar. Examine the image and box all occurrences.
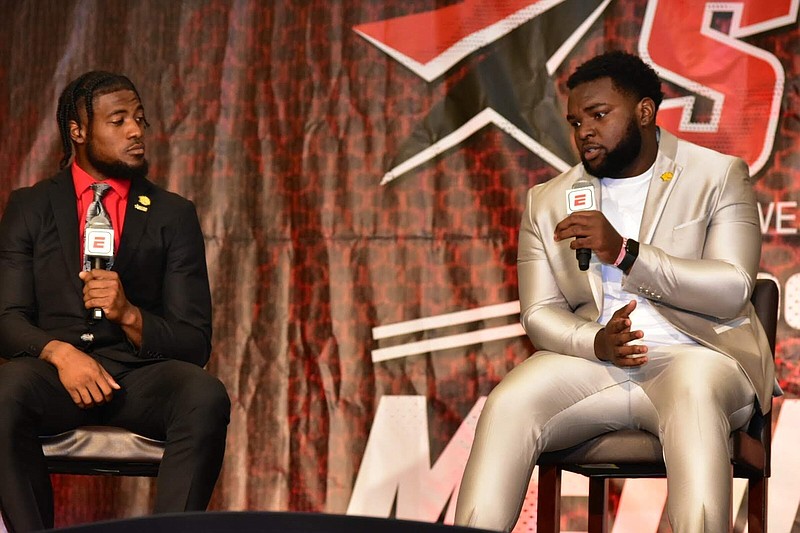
[71,162,132,200]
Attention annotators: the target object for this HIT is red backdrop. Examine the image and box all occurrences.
[0,1,798,531]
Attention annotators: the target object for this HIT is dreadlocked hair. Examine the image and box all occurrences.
[56,71,147,169]
[567,51,664,112]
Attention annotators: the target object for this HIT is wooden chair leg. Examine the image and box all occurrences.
[747,476,767,533]
[537,465,562,533]
[587,477,608,533]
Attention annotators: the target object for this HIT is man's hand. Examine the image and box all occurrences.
[554,210,624,265]
[594,300,648,367]
[40,340,121,408]
[79,269,135,324]
[79,269,143,346]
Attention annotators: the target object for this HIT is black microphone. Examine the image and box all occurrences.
[84,214,114,322]
[565,178,596,271]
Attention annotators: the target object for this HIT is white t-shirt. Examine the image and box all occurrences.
[598,165,697,348]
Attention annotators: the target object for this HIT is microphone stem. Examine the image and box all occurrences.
[88,256,107,322]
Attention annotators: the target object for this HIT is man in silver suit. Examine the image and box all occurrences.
[455,51,774,532]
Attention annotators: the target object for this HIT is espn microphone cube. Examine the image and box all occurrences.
[566,183,596,214]
[84,226,114,258]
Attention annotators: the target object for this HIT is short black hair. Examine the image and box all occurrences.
[567,51,664,111]
[56,71,147,169]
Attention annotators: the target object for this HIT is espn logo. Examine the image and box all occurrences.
[84,227,114,257]
[566,185,596,214]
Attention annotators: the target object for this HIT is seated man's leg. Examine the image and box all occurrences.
[0,357,94,531]
[640,346,755,533]
[455,352,635,532]
[106,359,230,512]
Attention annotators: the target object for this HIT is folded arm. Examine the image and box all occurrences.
[623,158,760,319]
[518,187,603,359]
[0,189,57,358]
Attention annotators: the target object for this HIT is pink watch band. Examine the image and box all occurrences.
[613,237,628,267]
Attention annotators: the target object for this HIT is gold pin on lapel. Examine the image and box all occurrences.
[134,195,151,212]
[660,172,674,182]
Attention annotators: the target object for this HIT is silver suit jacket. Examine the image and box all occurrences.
[518,129,775,413]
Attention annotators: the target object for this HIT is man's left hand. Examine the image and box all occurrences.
[79,269,135,324]
[79,269,144,347]
[554,210,624,265]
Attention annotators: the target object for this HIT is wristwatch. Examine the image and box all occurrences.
[617,238,639,272]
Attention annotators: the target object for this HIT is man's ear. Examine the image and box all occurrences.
[638,98,656,127]
[69,120,86,145]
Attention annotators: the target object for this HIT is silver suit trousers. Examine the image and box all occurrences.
[454,345,756,533]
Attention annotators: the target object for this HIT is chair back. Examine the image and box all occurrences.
[751,278,779,354]
[744,277,779,476]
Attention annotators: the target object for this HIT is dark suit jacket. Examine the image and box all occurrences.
[0,168,212,368]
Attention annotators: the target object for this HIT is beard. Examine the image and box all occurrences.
[87,139,149,181]
[581,118,642,178]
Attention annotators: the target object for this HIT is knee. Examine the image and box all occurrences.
[173,373,231,435]
[482,366,550,419]
[482,383,523,421]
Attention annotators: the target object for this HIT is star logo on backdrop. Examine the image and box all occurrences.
[355,0,612,362]
[354,0,612,185]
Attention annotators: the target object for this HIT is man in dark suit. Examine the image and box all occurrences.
[0,71,231,531]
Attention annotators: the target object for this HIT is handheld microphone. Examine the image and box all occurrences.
[84,214,114,322]
[565,178,596,271]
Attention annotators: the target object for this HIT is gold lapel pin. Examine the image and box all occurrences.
[660,171,674,182]
[134,195,151,212]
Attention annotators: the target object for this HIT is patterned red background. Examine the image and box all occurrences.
[0,0,797,530]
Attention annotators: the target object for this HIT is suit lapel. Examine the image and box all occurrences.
[638,130,682,244]
[113,178,153,273]
[48,170,83,295]
[563,169,605,314]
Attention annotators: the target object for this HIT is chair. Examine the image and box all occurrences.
[535,278,778,533]
[40,426,165,476]
[0,357,166,476]
[0,426,165,530]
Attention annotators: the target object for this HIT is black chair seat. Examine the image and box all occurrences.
[41,426,165,476]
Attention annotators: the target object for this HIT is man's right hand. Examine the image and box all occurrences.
[594,300,649,367]
[40,340,121,408]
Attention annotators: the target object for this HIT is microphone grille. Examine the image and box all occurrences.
[572,178,593,189]
[86,214,112,229]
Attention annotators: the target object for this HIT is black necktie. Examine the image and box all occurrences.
[84,183,113,271]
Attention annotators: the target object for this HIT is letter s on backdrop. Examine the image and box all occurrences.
[639,0,797,174]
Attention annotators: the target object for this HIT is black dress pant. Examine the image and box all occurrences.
[0,356,231,532]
